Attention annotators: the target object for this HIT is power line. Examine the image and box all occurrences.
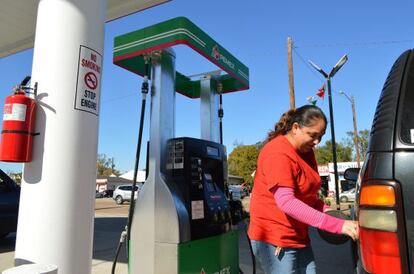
[295,39,414,49]
[290,46,329,108]
[292,47,325,83]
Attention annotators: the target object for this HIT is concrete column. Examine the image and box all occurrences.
[14,0,106,273]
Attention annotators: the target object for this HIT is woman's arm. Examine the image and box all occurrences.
[314,198,330,212]
[273,187,344,234]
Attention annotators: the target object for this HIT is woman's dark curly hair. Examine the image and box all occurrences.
[267,105,327,142]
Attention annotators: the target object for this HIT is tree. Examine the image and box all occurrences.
[97,154,121,176]
[345,129,370,161]
[357,129,370,159]
[6,171,22,185]
[228,144,260,187]
[315,140,353,164]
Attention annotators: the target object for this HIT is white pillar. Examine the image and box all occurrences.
[14,0,106,273]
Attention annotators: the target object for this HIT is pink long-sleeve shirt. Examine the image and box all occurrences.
[272,186,344,234]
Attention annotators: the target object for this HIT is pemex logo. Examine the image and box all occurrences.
[212,45,220,60]
[210,44,235,70]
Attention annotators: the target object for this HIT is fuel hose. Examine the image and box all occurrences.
[111,58,150,274]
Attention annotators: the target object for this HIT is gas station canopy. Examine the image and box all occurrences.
[0,0,169,58]
[113,17,249,98]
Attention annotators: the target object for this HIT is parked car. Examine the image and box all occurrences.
[101,189,113,198]
[113,184,140,205]
[228,185,248,201]
[339,188,355,203]
[344,49,414,274]
[0,169,20,239]
[95,190,104,198]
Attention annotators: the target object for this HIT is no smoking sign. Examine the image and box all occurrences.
[84,72,98,90]
[74,45,102,116]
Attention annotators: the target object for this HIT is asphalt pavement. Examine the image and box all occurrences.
[0,198,356,274]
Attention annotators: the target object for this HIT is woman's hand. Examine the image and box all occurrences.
[341,220,359,241]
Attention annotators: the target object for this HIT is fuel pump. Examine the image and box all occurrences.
[0,76,37,162]
[169,137,231,240]
[112,17,250,274]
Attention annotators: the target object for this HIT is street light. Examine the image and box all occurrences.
[339,91,361,168]
[308,54,348,209]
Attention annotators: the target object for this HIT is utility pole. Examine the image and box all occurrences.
[287,37,295,109]
[111,157,115,174]
[340,91,361,168]
[351,96,361,167]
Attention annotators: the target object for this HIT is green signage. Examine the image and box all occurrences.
[113,17,249,98]
[178,231,239,274]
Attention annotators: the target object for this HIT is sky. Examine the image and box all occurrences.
[1,0,414,174]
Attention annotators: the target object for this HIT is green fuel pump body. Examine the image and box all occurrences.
[170,137,238,273]
[178,230,238,274]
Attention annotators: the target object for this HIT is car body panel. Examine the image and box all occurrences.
[359,152,394,182]
[355,49,414,273]
[394,152,414,270]
[0,170,19,236]
[367,50,410,153]
[392,49,414,272]
[102,189,113,198]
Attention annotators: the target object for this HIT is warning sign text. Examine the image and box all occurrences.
[74,46,102,116]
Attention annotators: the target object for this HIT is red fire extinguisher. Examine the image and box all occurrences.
[0,77,37,162]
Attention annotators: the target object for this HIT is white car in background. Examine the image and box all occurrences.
[339,188,356,203]
[113,184,140,205]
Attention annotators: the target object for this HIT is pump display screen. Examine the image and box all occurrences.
[206,146,219,157]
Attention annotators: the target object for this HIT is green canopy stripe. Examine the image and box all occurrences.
[114,28,206,53]
[238,69,249,82]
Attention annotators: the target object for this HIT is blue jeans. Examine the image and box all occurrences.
[250,240,316,274]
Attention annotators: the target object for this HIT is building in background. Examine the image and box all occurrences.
[318,161,363,195]
[228,174,244,186]
[96,175,132,192]
[120,169,146,182]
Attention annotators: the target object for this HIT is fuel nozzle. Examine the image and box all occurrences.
[141,55,151,95]
[141,77,149,94]
[217,82,224,120]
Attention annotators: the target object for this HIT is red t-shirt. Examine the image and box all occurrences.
[248,135,321,248]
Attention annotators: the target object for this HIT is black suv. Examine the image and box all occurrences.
[346,49,414,274]
[0,169,20,238]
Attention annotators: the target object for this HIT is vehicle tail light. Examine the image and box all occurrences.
[358,182,406,274]
[359,228,401,274]
[359,209,397,232]
[360,185,395,206]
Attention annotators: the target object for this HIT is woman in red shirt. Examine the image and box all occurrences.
[248,105,358,274]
